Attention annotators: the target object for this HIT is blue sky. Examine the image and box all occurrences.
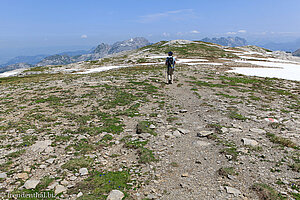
[0,0,300,61]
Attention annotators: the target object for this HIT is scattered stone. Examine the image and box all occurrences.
[225,186,241,196]
[0,172,7,179]
[241,138,258,146]
[149,124,156,129]
[26,129,35,134]
[24,179,40,189]
[221,127,229,133]
[195,160,201,164]
[79,168,88,176]
[164,133,174,139]
[250,128,266,134]
[23,166,31,172]
[180,183,188,188]
[181,173,189,177]
[179,109,188,113]
[107,190,124,200]
[45,146,54,153]
[85,154,97,159]
[177,128,190,134]
[197,131,213,137]
[46,158,55,164]
[61,180,69,186]
[229,128,242,133]
[77,192,83,198]
[55,185,67,195]
[193,140,211,147]
[146,194,157,199]
[48,182,58,190]
[173,130,182,137]
[237,148,248,154]
[69,176,77,181]
[30,140,52,153]
[40,164,47,169]
[16,173,28,180]
[77,135,87,140]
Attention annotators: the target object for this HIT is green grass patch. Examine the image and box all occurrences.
[252,183,287,200]
[220,147,239,161]
[266,133,297,149]
[218,167,238,176]
[136,121,157,136]
[138,147,158,164]
[71,171,131,200]
[6,149,26,158]
[228,111,248,121]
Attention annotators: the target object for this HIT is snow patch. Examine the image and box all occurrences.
[228,60,300,81]
[177,58,209,63]
[0,69,26,78]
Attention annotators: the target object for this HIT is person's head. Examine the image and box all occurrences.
[168,51,173,56]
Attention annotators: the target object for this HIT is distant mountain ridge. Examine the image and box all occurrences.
[260,39,300,52]
[292,48,300,57]
[0,37,150,73]
[201,36,247,47]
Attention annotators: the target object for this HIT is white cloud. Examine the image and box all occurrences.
[226,32,237,35]
[139,9,195,23]
[81,34,88,39]
[162,32,170,37]
[238,30,247,33]
[190,30,200,34]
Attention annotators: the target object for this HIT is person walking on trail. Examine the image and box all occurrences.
[165,51,176,84]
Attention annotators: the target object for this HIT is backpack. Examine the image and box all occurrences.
[167,56,174,67]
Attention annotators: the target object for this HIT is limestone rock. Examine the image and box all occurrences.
[193,140,211,147]
[79,168,88,176]
[149,124,156,129]
[55,185,67,195]
[241,138,258,146]
[225,186,241,196]
[0,172,7,179]
[46,158,55,164]
[30,140,52,153]
[24,179,40,189]
[177,128,190,134]
[16,173,28,180]
[197,131,213,137]
[26,129,35,134]
[173,130,181,137]
[107,190,124,200]
[77,192,83,198]
[250,128,266,134]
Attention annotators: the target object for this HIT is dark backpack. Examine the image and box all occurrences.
[167,56,173,67]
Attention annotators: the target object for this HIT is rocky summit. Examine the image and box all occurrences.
[0,40,299,200]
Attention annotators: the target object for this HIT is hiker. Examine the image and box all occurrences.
[165,51,176,84]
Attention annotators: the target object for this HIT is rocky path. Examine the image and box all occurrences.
[138,67,299,200]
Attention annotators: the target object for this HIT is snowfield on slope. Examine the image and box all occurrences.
[228,60,300,81]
